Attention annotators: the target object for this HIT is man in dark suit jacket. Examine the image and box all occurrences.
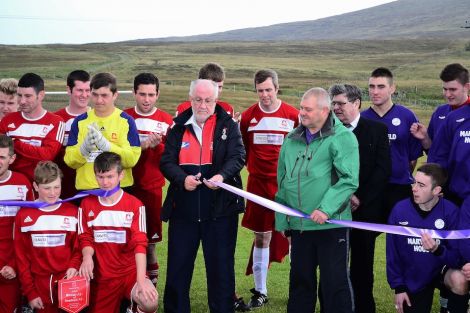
[329,84,391,313]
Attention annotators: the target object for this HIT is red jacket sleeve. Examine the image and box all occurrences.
[78,206,94,250]
[67,230,82,270]
[14,210,40,302]
[130,204,148,255]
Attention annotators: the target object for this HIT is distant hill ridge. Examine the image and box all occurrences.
[130,0,470,42]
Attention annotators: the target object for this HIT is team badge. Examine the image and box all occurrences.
[221,128,227,140]
[392,118,401,126]
[435,219,445,229]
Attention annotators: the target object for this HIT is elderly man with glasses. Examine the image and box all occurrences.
[160,79,246,313]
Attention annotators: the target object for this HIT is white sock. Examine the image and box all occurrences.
[252,247,269,295]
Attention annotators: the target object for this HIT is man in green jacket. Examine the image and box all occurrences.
[275,87,359,313]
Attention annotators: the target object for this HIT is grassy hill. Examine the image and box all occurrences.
[131,0,470,42]
[1,39,469,114]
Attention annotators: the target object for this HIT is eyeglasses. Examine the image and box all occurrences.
[331,101,348,107]
[192,97,215,105]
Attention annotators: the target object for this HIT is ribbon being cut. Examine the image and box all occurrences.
[0,185,120,208]
[210,180,470,240]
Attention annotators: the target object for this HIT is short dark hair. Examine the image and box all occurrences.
[34,161,63,185]
[198,63,225,82]
[254,69,279,90]
[90,72,117,94]
[370,67,394,85]
[329,83,363,108]
[439,63,469,85]
[416,163,447,189]
[0,134,14,156]
[67,70,90,90]
[18,73,44,94]
[133,73,159,92]
[94,152,123,174]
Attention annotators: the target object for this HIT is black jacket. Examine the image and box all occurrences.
[353,116,391,223]
[160,105,246,221]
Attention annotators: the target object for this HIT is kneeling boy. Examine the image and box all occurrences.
[78,151,158,313]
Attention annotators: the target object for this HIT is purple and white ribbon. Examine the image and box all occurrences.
[0,185,120,208]
[212,181,470,240]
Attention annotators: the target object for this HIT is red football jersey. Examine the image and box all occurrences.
[0,171,34,272]
[78,191,147,279]
[14,202,80,301]
[124,107,174,189]
[240,102,299,178]
[175,100,234,117]
[54,107,86,199]
[0,111,65,181]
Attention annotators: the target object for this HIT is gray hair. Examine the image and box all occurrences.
[189,79,219,98]
[301,87,330,109]
[329,83,362,104]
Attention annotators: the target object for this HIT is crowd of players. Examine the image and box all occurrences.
[0,61,469,313]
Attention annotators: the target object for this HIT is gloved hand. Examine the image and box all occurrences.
[95,133,111,152]
[80,131,95,157]
[87,123,110,151]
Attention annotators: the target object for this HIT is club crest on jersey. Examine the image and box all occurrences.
[181,142,190,149]
[435,219,445,229]
[17,186,25,197]
[126,213,132,221]
[63,217,70,225]
[280,119,289,129]
[391,118,401,126]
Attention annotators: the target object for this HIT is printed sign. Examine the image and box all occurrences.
[58,276,89,313]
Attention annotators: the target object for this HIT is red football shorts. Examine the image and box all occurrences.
[132,187,163,243]
[90,273,137,313]
[0,278,20,313]
[241,175,278,232]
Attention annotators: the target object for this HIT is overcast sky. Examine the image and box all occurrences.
[1,0,396,45]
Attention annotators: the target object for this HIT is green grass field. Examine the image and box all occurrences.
[2,39,467,312]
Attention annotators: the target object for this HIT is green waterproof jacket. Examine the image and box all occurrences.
[275,112,359,231]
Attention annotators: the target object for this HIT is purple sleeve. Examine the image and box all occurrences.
[458,199,470,264]
[386,208,406,290]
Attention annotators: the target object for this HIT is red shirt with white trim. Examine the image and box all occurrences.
[78,191,148,279]
[0,171,34,273]
[0,111,65,181]
[14,202,80,301]
[240,102,299,178]
[54,107,85,198]
[124,107,174,189]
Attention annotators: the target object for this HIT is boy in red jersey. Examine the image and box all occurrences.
[14,161,80,312]
[124,73,173,287]
[78,152,158,313]
[0,135,34,312]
